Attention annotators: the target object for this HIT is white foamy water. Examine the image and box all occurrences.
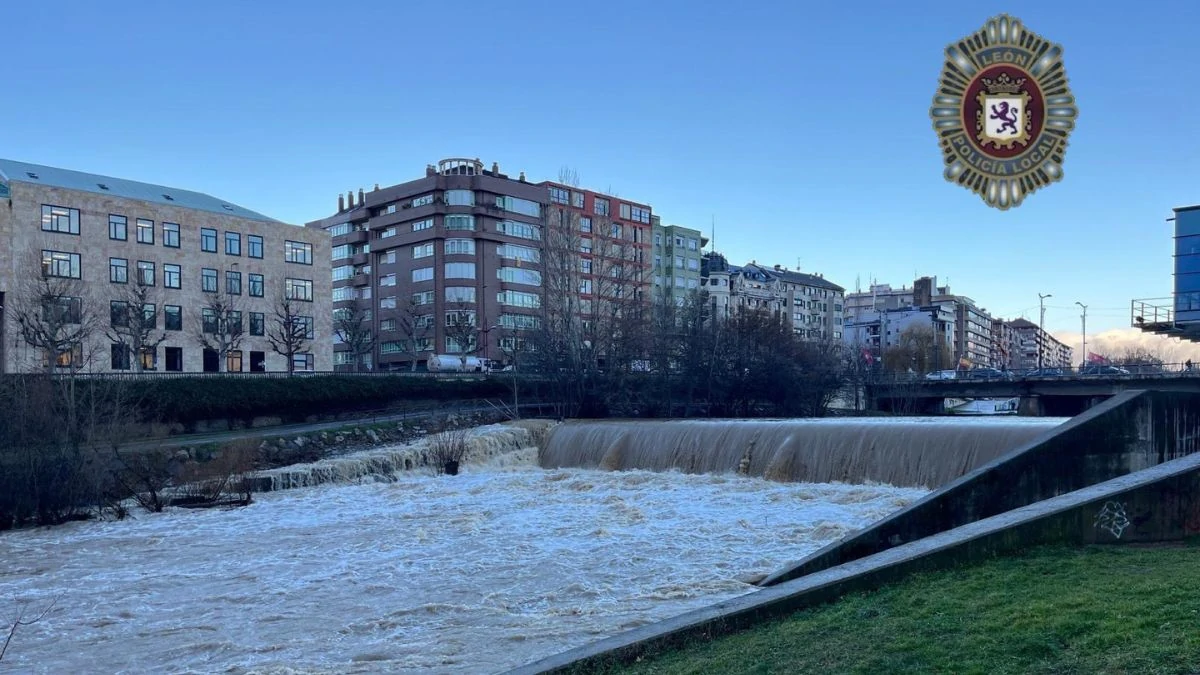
[0,451,927,674]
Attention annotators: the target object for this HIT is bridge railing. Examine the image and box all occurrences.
[866,363,1200,386]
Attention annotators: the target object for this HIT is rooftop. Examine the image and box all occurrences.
[741,263,845,292]
[0,158,279,223]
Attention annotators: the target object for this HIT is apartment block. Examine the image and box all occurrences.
[306,159,547,371]
[650,217,706,306]
[1006,318,1074,370]
[1132,204,1200,343]
[712,261,845,341]
[539,179,654,326]
[0,159,331,374]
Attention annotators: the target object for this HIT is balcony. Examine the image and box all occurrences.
[340,229,369,246]
[350,273,370,287]
[1132,297,1200,342]
[350,252,370,267]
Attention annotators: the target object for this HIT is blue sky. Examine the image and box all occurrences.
[4,0,1198,339]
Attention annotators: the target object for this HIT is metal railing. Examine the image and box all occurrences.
[868,362,1200,385]
[1131,297,1175,327]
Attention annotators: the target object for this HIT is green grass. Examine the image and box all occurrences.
[611,544,1200,675]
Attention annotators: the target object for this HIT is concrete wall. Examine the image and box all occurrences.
[763,389,1200,585]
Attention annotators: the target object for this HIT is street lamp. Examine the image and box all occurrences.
[1075,301,1087,370]
[478,323,500,370]
[1038,293,1052,369]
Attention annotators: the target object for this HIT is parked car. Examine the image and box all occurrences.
[1024,368,1066,378]
[965,367,1013,380]
[925,369,958,381]
[1080,365,1131,376]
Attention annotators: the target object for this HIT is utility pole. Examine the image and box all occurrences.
[1075,301,1087,370]
[1038,292,1052,369]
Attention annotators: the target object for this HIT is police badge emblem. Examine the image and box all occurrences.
[930,14,1078,210]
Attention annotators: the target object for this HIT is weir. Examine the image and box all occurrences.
[539,418,1065,489]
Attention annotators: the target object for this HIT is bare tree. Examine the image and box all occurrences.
[192,292,243,373]
[443,302,480,370]
[333,302,375,372]
[882,325,953,375]
[10,262,98,374]
[267,292,312,376]
[105,281,166,373]
[1,596,59,662]
[397,296,433,371]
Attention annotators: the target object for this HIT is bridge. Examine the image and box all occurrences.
[866,366,1200,416]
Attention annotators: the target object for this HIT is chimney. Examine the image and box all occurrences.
[347,190,355,209]
[491,162,499,174]
[518,171,526,182]
[338,194,345,212]
[426,164,437,177]
[373,183,380,191]
[358,187,365,204]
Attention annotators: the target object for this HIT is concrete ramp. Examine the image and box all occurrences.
[507,449,1200,674]
[763,389,1200,585]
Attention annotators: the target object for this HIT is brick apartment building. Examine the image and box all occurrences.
[0,159,331,373]
[307,158,655,372]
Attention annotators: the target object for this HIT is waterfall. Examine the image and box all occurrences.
[252,423,542,492]
[539,418,1066,489]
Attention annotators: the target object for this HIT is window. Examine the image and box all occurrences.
[412,267,434,283]
[47,343,83,370]
[41,205,80,234]
[250,312,265,336]
[550,186,570,204]
[201,228,217,252]
[139,346,157,371]
[687,278,699,289]
[224,231,241,256]
[162,222,180,248]
[295,315,315,339]
[332,286,355,302]
[620,203,631,220]
[414,337,433,352]
[165,305,182,331]
[248,235,264,259]
[165,347,183,372]
[445,335,475,353]
[228,310,243,336]
[380,318,397,332]
[285,240,313,264]
[631,206,651,224]
[675,255,684,267]
[444,215,475,231]
[332,244,351,260]
[594,197,610,216]
[497,220,539,240]
[250,351,266,372]
[249,273,264,297]
[228,350,243,373]
[499,313,540,330]
[164,263,181,289]
[333,265,354,281]
[445,189,475,206]
[137,219,154,244]
[292,353,314,372]
[445,286,476,303]
[380,296,398,309]
[496,195,540,217]
[109,257,128,283]
[379,273,397,286]
[202,268,218,292]
[42,250,81,278]
[202,308,219,334]
[445,310,476,327]
[412,291,435,305]
[611,223,623,238]
[497,290,540,308]
[413,242,435,258]
[571,191,585,208]
[412,194,434,208]
[581,260,592,274]
[378,341,403,355]
[580,216,592,233]
[687,258,699,271]
[497,267,542,286]
[327,223,351,236]
[226,270,242,295]
[141,303,157,328]
[498,243,539,263]
[675,236,684,247]
[654,232,662,246]
[411,218,433,232]
[43,296,82,324]
[110,301,130,328]
[379,250,395,264]
[445,262,476,279]
[580,279,593,294]
[109,215,127,240]
[580,239,592,254]
[110,343,130,371]
[687,238,698,251]
[445,239,475,255]
[286,278,313,301]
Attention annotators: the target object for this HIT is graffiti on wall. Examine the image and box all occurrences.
[1094,501,1131,539]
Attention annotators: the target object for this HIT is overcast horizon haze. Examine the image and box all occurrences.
[3,0,1199,359]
